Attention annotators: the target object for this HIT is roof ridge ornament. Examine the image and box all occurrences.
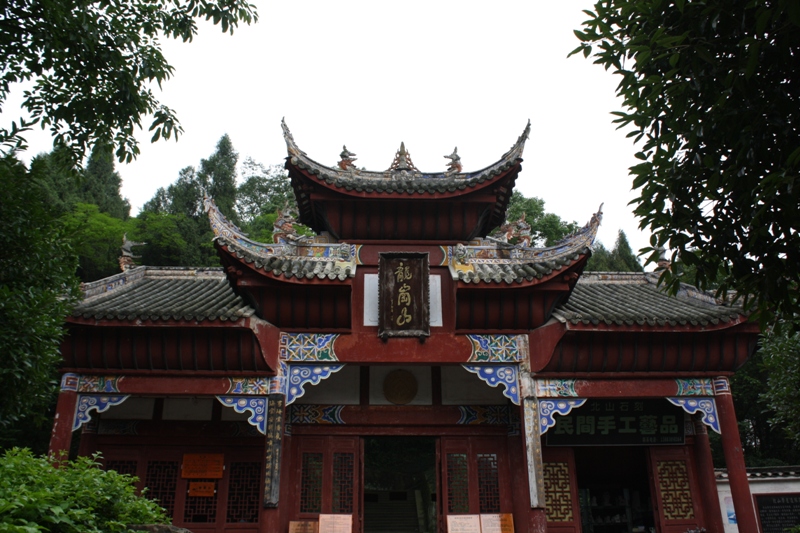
[338,145,358,170]
[444,147,462,175]
[387,142,419,174]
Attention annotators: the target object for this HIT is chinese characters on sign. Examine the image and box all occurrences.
[546,400,685,446]
[378,253,430,339]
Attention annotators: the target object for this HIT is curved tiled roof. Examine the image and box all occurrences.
[552,272,744,327]
[283,119,530,195]
[205,196,357,281]
[72,267,254,322]
[447,207,601,284]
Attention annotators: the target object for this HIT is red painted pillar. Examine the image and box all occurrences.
[714,377,759,532]
[692,415,724,533]
[49,373,79,459]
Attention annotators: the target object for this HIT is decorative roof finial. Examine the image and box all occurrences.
[281,118,305,157]
[119,233,146,271]
[388,142,419,172]
[338,145,358,170]
[444,147,462,174]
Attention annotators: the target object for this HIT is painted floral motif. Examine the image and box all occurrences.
[535,379,578,398]
[280,333,339,362]
[457,405,511,425]
[227,377,270,395]
[289,405,345,424]
[466,335,528,363]
[675,378,714,396]
[78,375,122,393]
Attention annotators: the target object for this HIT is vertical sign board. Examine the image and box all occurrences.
[755,493,800,533]
[378,253,430,339]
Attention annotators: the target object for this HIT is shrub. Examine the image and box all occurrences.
[0,448,167,533]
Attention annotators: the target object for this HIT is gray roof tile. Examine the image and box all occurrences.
[552,272,743,327]
[72,267,254,322]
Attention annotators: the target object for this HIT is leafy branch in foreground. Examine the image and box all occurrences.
[572,1,800,323]
[1,0,258,164]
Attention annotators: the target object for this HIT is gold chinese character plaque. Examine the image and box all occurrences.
[378,252,429,339]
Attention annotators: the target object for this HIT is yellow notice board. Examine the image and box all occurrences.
[187,481,215,497]
[289,521,319,533]
[181,453,224,479]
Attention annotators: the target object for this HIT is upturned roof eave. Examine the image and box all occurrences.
[557,314,758,333]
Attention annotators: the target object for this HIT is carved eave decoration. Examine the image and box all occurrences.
[445,205,603,287]
[205,196,357,285]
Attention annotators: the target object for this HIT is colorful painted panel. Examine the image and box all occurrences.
[457,405,510,425]
[656,460,695,520]
[675,378,714,396]
[543,462,574,522]
[466,334,528,363]
[60,373,79,391]
[216,396,267,435]
[279,333,339,362]
[667,397,720,434]
[78,376,122,393]
[228,377,270,395]
[290,405,346,424]
[462,365,520,405]
[535,379,578,398]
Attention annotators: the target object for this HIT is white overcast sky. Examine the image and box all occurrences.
[10,1,652,258]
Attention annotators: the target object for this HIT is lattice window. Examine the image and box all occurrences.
[300,452,323,513]
[184,479,218,523]
[657,460,695,520]
[447,453,469,513]
[226,462,260,523]
[543,462,573,522]
[144,461,179,517]
[106,460,138,478]
[477,453,500,513]
[332,453,354,514]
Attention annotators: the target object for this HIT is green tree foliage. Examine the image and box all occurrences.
[572,1,800,322]
[586,230,643,272]
[505,191,579,246]
[759,325,800,443]
[137,136,244,266]
[1,0,258,163]
[235,159,293,225]
[62,204,129,281]
[0,448,167,532]
[0,156,80,428]
[198,134,239,224]
[81,145,131,220]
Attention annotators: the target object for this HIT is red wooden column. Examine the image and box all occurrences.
[692,415,724,533]
[714,376,759,532]
[49,373,79,458]
[520,373,547,533]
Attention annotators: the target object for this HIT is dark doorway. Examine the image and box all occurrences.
[363,437,437,533]
[574,446,656,533]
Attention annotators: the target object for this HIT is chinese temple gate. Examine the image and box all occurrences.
[51,121,761,533]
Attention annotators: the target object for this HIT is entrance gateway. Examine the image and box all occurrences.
[52,121,762,532]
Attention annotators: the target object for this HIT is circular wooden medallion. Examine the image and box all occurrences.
[383,369,418,405]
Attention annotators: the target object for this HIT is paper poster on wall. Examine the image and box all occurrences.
[447,515,481,533]
[318,514,352,533]
[479,513,514,533]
